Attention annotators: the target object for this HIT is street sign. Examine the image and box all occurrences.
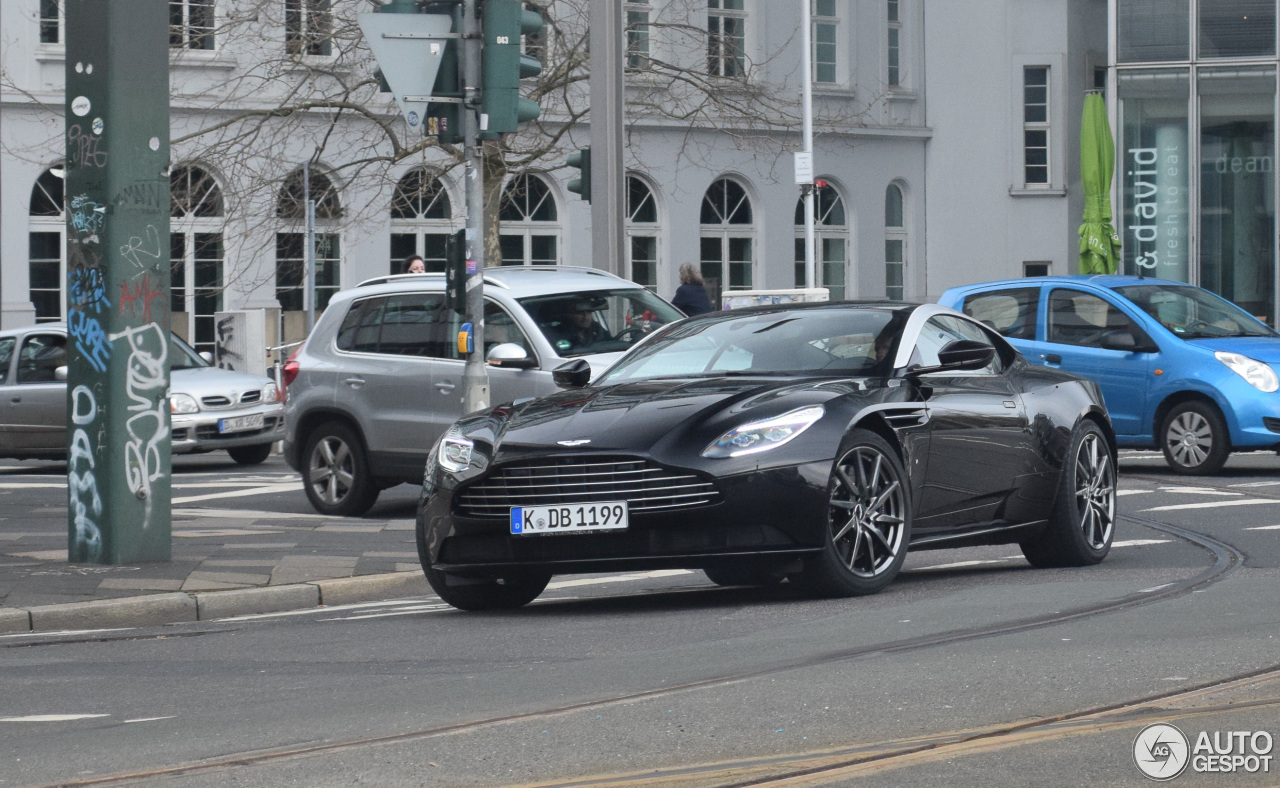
[794,151,814,185]
[357,13,454,130]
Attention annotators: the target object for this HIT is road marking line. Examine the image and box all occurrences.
[172,508,349,521]
[1112,539,1171,547]
[545,569,693,590]
[1139,583,1176,593]
[1156,486,1242,496]
[1232,481,1280,488]
[1141,498,1278,512]
[908,559,1013,571]
[172,483,301,504]
[1245,524,1280,531]
[123,716,176,724]
[1116,490,1150,496]
[0,714,110,722]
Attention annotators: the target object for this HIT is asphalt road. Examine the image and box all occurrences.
[2,451,1280,787]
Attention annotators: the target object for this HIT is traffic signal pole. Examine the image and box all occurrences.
[461,0,489,414]
[589,0,625,278]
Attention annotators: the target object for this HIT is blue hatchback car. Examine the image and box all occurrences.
[939,276,1280,475]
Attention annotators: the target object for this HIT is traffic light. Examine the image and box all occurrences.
[482,0,543,135]
[445,229,467,313]
[423,2,463,145]
[566,148,591,203]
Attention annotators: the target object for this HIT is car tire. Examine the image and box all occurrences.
[793,429,911,598]
[227,443,273,466]
[423,565,552,611]
[703,563,786,588]
[1020,420,1116,568]
[301,422,380,516]
[1160,401,1230,475]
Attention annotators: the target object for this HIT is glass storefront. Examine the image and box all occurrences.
[1114,0,1279,326]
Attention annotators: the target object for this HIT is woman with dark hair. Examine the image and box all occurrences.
[403,255,426,274]
[671,263,713,316]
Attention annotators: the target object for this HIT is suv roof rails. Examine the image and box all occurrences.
[358,265,623,290]
[488,265,620,278]
[356,271,512,290]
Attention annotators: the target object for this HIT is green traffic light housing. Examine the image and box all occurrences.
[482,0,544,134]
[567,147,591,203]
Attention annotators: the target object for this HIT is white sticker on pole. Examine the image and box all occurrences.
[794,151,814,185]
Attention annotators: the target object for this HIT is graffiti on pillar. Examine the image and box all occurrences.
[67,124,108,169]
[215,315,242,370]
[120,274,165,323]
[67,265,113,374]
[69,194,106,241]
[68,384,103,560]
[120,225,162,272]
[110,323,169,530]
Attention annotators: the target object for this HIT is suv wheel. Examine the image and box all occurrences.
[302,422,379,516]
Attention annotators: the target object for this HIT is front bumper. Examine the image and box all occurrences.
[171,405,285,454]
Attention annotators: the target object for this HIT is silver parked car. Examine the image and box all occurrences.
[281,266,686,516]
[0,323,284,464]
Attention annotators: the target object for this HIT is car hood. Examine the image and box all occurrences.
[171,366,273,398]
[1187,336,1280,363]
[479,376,848,456]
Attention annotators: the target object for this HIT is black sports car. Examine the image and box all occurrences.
[416,302,1117,610]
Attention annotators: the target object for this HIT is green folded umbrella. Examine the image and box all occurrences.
[1079,93,1121,274]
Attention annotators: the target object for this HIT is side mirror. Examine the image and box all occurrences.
[486,343,537,370]
[908,339,995,377]
[55,366,68,382]
[199,351,215,365]
[1100,328,1157,353]
[552,359,592,389]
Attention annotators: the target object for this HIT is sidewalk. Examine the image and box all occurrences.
[0,478,429,633]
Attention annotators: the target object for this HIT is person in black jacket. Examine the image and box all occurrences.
[671,263,713,316]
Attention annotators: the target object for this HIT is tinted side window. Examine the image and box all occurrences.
[0,338,16,382]
[336,298,388,353]
[1047,289,1138,347]
[16,334,67,383]
[961,287,1039,340]
[378,293,452,358]
[912,315,1002,374]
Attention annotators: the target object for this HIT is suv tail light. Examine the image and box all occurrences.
[281,348,301,389]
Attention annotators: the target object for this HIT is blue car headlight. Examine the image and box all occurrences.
[437,430,475,473]
[702,405,825,458]
[1215,351,1279,393]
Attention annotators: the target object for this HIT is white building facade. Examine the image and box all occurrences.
[1,0,1112,356]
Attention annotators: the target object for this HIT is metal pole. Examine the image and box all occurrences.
[801,0,816,290]
[461,0,489,413]
[590,0,626,278]
[304,160,316,333]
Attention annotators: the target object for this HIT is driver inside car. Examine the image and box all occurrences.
[548,299,609,353]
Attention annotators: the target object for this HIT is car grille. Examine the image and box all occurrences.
[1265,417,1280,434]
[454,456,721,519]
[201,390,261,409]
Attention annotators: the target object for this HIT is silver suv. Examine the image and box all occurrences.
[282,266,685,515]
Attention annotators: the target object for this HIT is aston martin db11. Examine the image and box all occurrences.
[416,302,1117,610]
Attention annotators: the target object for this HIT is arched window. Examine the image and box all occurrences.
[699,177,754,304]
[29,167,65,323]
[885,183,906,300]
[390,169,455,275]
[170,166,225,353]
[499,173,559,265]
[794,183,849,300]
[627,175,659,289]
[276,166,343,314]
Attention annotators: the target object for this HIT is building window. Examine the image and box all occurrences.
[1199,0,1275,60]
[286,0,333,57]
[390,169,454,275]
[626,1,651,70]
[1118,0,1189,63]
[499,174,559,265]
[29,168,64,323]
[39,0,60,44]
[794,184,848,300]
[276,167,342,314]
[627,176,659,290]
[169,0,215,50]
[277,168,343,220]
[813,0,838,84]
[886,0,901,86]
[700,178,754,305]
[1024,261,1051,277]
[1023,66,1050,186]
[708,0,746,78]
[885,183,906,300]
[170,166,225,354]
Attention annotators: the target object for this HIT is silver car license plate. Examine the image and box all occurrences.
[510,502,628,535]
[218,413,265,434]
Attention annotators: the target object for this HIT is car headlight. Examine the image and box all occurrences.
[262,383,279,404]
[702,405,825,458]
[437,431,475,473]
[1215,351,1279,393]
[170,394,199,414]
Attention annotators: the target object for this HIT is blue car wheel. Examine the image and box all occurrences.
[1160,401,1230,475]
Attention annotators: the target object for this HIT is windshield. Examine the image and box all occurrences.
[169,334,210,370]
[597,307,904,384]
[518,288,685,357]
[1114,284,1279,340]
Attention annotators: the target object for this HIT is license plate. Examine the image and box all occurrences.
[511,501,628,535]
[218,413,265,434]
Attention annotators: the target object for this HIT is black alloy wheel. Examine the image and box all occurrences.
[301,421,380,516]
[227,443,273,466]
[1021,420,1116,568]
[795,429,910,597]
[1161,401,1230,475]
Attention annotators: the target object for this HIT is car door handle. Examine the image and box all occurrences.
[435,381,456,393]
[1003,400,1017,408]
[1044,354,1062,364]
[9,397,19,403]
[343,377,365,389]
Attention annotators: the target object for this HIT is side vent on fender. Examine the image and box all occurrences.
[881,406,929,430]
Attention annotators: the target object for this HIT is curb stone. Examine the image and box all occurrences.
[0,571,433,634]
